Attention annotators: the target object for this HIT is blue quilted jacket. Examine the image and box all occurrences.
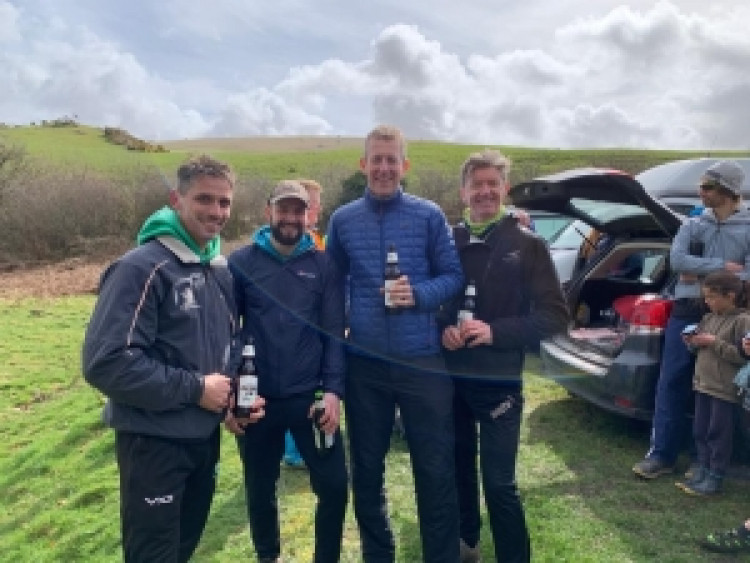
[326,187,463,359]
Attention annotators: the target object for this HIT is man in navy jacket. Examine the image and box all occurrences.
[228,180,348,563]
[83,155,265,562]
[326,125,464,562]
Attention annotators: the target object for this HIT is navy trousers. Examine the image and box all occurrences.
[455,383,530,562]
[345,353,459,563]
[647,314,700,464]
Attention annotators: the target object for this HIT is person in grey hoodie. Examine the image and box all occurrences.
[633,160,750,480]
[83,155,265,562]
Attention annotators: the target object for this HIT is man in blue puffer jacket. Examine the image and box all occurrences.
[326,125,464,563]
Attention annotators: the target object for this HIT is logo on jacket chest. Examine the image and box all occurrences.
[174,273,205,311]
[295,269,317,280]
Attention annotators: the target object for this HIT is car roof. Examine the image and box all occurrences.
[510,168,682,238]
[637,157,750,199]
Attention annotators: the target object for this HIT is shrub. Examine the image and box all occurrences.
[0,164,167,262]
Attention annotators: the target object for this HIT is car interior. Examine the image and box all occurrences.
[563,240,673,354]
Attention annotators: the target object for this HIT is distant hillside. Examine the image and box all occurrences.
[162,136,362,153]
[3,123,749,183]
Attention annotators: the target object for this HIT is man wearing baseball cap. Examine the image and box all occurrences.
[633,160,750,484]
[226,180,348,562]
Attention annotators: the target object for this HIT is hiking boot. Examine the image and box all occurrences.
[682,472,722,496]
[676,465,707,491]
[632,457,675,479]
[459,538,481,563]
[700,525,750,553]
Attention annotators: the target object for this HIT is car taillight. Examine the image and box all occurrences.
[612,294,673,332]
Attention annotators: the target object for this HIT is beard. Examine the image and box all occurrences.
[271,222,304,246]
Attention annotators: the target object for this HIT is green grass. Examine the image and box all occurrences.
[1,297,748,561]
[4,124,750,185]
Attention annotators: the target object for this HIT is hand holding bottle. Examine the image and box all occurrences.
[441,326,464,350]
[309,391,341,433]
[224,395,266,435]
[383,275,414,308]
[199,374,231,413]
[459,319,493,347]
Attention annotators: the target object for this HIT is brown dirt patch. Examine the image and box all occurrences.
[0,239,250,299]
[0,258,107,299]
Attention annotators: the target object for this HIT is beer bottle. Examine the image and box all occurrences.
[312,389,334,456]
[457,279,477,326]
[384,244,400,313]
[234,339,258,418]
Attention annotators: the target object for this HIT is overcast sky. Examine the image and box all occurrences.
[1,0,748,148]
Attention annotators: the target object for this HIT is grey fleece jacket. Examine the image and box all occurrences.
[670,207,750,299]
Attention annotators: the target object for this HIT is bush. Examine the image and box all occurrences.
[0,164,167,262]
[103,127,167,153]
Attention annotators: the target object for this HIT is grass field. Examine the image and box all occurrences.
[2,125,750,560]
[1,296,748,562]
[4,123,750,186]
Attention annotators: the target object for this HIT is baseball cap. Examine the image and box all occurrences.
[701,160,745,196]
[269,180,310,207]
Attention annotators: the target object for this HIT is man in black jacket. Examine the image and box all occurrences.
[441,150,569,563]
[83,155,265,562]
[227,180,348,563]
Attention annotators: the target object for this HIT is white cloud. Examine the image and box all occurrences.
[209,89,332,137]
[0,1,21,42]
[1,1,748,148]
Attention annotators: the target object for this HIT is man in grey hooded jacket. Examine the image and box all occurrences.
[633,160,750,480]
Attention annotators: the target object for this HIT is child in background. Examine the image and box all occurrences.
[678,271,750,496]
[699,332,750,552]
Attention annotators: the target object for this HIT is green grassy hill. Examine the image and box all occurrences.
[4,123,748,184]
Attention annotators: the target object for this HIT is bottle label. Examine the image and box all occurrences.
[384,279,396,307]
[237,375,258,407]
[314,426,334,449]
[457,309,474,325]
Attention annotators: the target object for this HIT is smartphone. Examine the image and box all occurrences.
[681,324,699,336]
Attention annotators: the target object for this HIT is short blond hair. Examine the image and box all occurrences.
[364,125,407,159]
[460,149,511,188]
[296,178,322,195]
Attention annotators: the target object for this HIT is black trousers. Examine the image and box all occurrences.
[237,393,348,563]
[455,382,530,562]
[115,430,220,563]
[345,353,459,563]
[693,391,735,476]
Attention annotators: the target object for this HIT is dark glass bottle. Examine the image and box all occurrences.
[384,244,400,313]
[312,389,334,456]
[457,279,477,326]
[233,340,258,418]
